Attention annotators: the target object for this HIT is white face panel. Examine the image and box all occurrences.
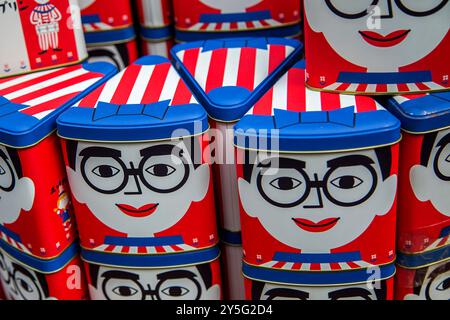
[404,261,450,300]
[0,146,35,226]
[254,281,384,300]
[410,128,450,217]
[199,0,263,13]
[304,0,450,71]
[88,264,220,300]
[238,149,397,252]
[66,139,210,237]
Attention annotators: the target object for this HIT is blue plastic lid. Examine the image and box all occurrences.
[234,61,401,152]
[0,62,117,148]
[380,92,450,133]
[171,37,303,122]
[57,56,209,142]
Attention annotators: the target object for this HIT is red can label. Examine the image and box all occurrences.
[85,258,222,300]
[79,0,132,32]
[304,0,450,94]
[87,39,139,71]
[395,260,450,300]
[237,144,399,271]
[0,0,87,78]
[173,0,301,32]
[397,129,450,256]
[137,0,172,28]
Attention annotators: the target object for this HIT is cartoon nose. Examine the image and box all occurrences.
[124,162,143,195]
[372,0,394,19]
[303,174,324,209]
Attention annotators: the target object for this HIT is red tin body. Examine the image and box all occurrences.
[84,257,222,300]
[0,0,88,78]
[397,129,450,256]
[87,39,139,71]
[137,0,172,29]
[395,260,450,300]
[244,276,394,301]
[303,0,450,94]
[141,38,174,58]
[0,249,88,300]
[79,0,133,31]
[221,243,245,300]
[0,281,5,299]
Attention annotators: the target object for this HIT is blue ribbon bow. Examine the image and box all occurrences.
[92,100,171,121]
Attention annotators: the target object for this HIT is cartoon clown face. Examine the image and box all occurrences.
[87,263,220,300]
[65,139,210,237]
[0,249,52,300]
[410,129,450,216]
[404,261,450,300]
[0,145,35,226]
[199,0,263,13]
[238,147,397,252]
[251,280,387,300]
[304,0,450,72]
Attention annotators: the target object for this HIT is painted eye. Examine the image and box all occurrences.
[330,176,363,189]
[436,278,450,291]
[0,166,5,175]
[161,286,189,297]
[92,165,120,178]
[445,154,450,163]
[112,286,139,297]
[269,177,301,191]
[145,164,176,177]
[19,279,33,293]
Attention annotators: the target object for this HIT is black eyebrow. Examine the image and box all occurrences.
[101,270,140,281]
[436,133,450,148]
[327,155,374,168]
[328,287,373,300]
[157,270,197,282]
[139,144,182,158]
[0,149,7,160]
[258,157,306,170]
[79,147,122,158]
[264,288,309,300]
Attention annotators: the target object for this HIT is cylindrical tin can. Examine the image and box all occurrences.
[0,0,88,78]
[172,0,302,42]
[380,93,449,265]
[79,0,133,31]
[395,260,449,300]
[303,0,450,95]
[244,276,394,300]
[234,61,400,286]
[57,56,218,266]
[84,255,222,300]
[221,243,245,300]
[137,0,172,29]
[0,245,88,300]
[141,38,174,58]
[87,39,139,71]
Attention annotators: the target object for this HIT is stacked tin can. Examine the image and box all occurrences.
[137,0,174,58]
[56,56,222,300]
[0,1,117,300]
[171,37,303,299]
[79,0,138,70]
[172,0,302,42]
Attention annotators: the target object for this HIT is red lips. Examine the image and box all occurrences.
[116,203,159,218]
[292,217,340,233]
[359,30,410,47]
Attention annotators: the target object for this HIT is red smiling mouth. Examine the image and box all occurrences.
[359,30,411,47]
[116,203,159,218]
[292,218,340,233]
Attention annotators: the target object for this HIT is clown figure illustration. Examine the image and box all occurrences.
[238,147,397,253]
[30,0,63,54]
[404,261,450,300]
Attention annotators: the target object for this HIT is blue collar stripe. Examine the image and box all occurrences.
[200,10,271,23]
[397,246,450,268]
[81,15,101,24]
[220,229,242,246]
[104,235,184,247]
[273,251,362,263]
[440,225,450,238]
[0,224,21,242]
[337,71,432,84]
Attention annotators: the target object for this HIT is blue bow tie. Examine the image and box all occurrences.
[0,97,27,117]
[273,106,356,129]
[92,100,171,121]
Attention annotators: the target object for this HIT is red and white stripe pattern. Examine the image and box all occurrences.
[0,65,106,120]
[188,18,281,32]
[250,67,384,115]
[324,81,446,94]
[92,242,196,254]
[259,258,374,272]
[392,93,428,106]
[83,22,113,32]
[423,234,450,252]
[75,61,197,108]
[176,44,295,94]
[138,0,172,27]
[0,230,31,255]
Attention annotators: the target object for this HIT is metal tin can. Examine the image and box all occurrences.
[380,93,449,266]
[395,260,449,300]
[138,0,173,42]
[141,38,174,58]
[84,255,222,300]
[244,276,394,300]
[221,243,245,300]
[57,56,218,267]
[303,0,450,95]
[0,0,88,78]
[87,39,139,71]
[234,61,400,286]
[172,0,302,42]
[79,0,133,31]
